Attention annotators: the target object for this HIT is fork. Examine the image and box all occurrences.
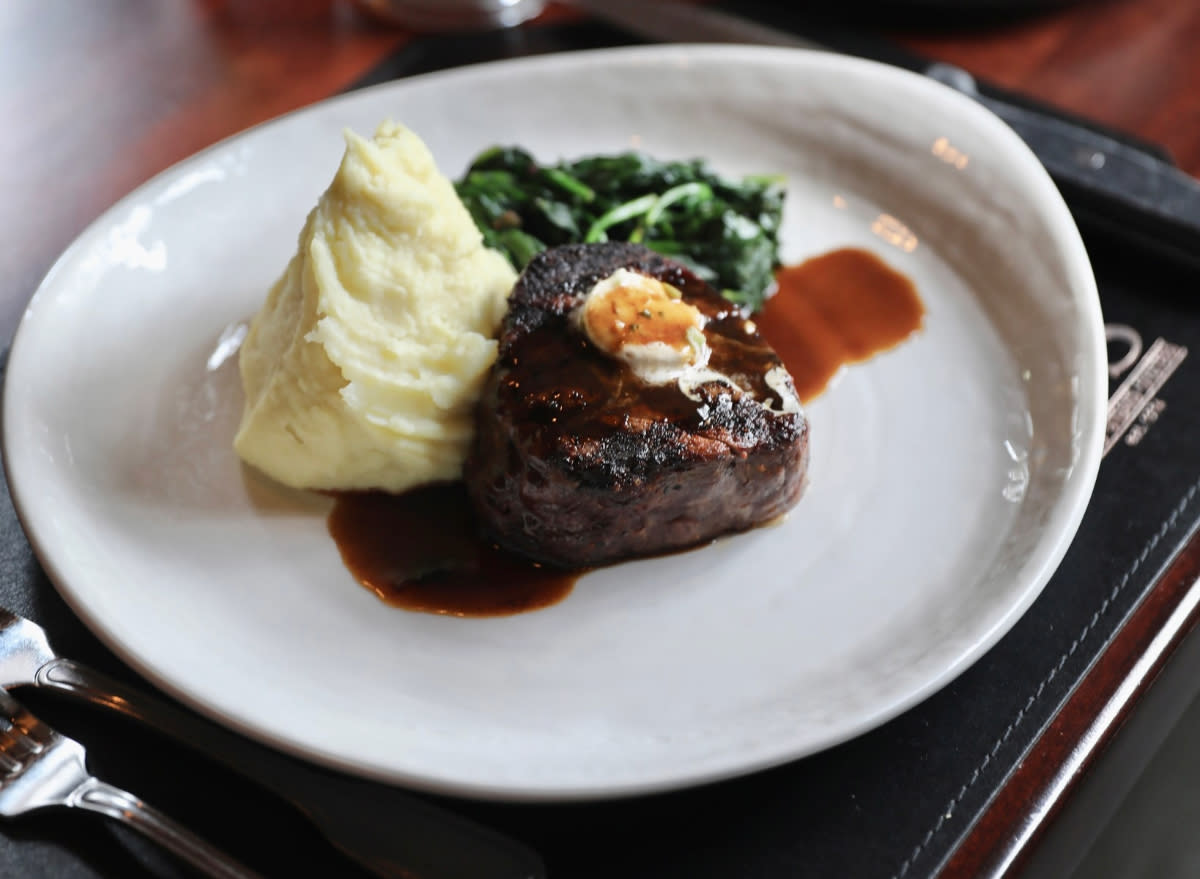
[0,608,543,879]
[0,686,261,878]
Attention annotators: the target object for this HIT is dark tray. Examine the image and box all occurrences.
[2,10,1198,879]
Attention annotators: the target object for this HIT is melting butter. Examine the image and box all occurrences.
[575,268,709,384]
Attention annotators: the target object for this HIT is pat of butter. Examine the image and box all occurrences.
[576,268,709,384]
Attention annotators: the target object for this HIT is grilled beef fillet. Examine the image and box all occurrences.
[464,242,809,568]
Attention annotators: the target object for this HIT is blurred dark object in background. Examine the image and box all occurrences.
[355,0,546,31]
[717,0,1122,31]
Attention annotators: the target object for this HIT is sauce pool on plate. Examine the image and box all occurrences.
[760,247,925,402]
[328,484,579,617]
[329,246,924,616]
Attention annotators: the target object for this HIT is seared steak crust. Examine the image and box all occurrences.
[464,242,809,568]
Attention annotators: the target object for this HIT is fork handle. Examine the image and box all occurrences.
[29,658,546,879]
[69,776,263,879]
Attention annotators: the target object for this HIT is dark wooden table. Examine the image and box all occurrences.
[3,1,1200,876]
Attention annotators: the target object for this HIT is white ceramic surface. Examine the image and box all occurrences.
[2,46,1105,801]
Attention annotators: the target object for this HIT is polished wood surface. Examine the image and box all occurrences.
[899,0,1200,169]
[0,0,403,336]
[3,0,1199,339]
[3,1,1200,875]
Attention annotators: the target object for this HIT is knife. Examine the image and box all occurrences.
[564,0,1200,272]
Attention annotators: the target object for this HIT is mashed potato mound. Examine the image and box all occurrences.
[234,121,516,492]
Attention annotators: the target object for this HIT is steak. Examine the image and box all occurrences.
[464,242,809,568]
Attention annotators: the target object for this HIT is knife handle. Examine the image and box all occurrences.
[926,63,1200,273]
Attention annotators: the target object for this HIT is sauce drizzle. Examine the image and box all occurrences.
[759,247,925,402]
[328,484,577,617]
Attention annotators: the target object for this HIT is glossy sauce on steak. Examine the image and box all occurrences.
[464,242,810,568]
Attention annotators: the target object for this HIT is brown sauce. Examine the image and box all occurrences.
[328,483,578,617]
[328,247,923,616]
[759,247,925,402]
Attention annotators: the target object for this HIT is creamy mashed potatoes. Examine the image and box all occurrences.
[234,121,516,492]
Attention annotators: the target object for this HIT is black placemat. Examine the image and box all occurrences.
[376,14,1200,879]
[443,241,1200,879]
[2,10,1198,879]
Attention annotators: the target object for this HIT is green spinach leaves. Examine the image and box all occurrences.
[454,147,785,312]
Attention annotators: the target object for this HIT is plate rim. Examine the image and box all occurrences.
[1,43,1106,801]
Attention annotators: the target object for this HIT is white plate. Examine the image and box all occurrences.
[2,46,1104,801]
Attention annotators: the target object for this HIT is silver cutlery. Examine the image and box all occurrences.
[0,686,261,879]
[0,608,544,879]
